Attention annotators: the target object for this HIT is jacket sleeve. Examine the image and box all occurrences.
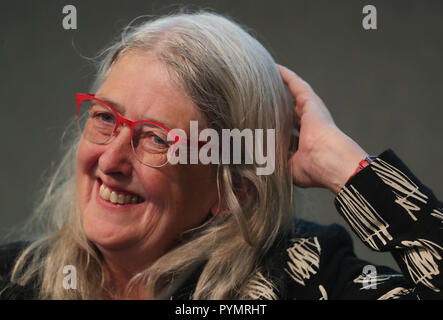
[330,149,443,299]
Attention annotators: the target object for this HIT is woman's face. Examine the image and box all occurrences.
[76,51,218,263]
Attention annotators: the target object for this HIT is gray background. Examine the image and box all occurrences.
[1,0,442,272]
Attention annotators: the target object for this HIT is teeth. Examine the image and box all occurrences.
[117,194,125,204]
[99,184,142,205]
[110,191,118,203]
[102,186,110,201]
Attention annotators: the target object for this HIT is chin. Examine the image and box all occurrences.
[82,216,142,251]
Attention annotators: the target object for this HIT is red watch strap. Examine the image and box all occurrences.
[346,155,376,183]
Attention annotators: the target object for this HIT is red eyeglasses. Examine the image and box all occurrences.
[75,93,186,168]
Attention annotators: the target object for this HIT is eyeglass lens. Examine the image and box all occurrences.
[77,98,171,167]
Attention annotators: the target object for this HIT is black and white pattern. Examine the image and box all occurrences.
[284,237,321,286]
[318,284,328,300]
[377,287,415,300]
[371,159,428,221]
[400,239,443,292]
[431,208,443,229]
[243,271,278,300]
[336,185,392,251]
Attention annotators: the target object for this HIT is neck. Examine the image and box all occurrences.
[98,245,156,300]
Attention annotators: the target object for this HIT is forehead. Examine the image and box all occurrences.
[96,51,207,131]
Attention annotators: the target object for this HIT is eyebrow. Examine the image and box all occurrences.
[95,96,126,115]
[95,95,176,130]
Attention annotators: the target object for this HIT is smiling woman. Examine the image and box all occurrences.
[1,9,443,300]
[77,52,222,287]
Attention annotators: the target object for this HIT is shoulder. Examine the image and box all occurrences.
[279,218,353,265]
[284,219,355,270]
[283,219,357,274]
[258,219,357,299]
[292,218,353,248]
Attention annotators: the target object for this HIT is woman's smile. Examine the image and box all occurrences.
[92,178,151,220]
[97,179,144,206]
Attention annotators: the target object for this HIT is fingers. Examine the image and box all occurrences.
[277,64,315,99]
[278,64,332,121]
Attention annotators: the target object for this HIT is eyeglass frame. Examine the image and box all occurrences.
[75,93,190,168]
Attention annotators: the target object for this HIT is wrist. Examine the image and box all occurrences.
[346,155,377,183]
[325,133,368,194]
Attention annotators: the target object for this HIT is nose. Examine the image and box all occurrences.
[98,125,134,177]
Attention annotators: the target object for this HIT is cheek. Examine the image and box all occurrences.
[77,139,101,174]
[76,139,101,208]
[137,169,174,209]
[168,165,218,221]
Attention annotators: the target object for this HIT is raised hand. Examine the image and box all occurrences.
[278,64,368,194]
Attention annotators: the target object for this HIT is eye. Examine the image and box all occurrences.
[150,133,169,147]
[88,102,116,124]
[132,123,172,153]
[94,112,115,123]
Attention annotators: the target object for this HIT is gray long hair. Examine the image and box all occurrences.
[9,10,295,299]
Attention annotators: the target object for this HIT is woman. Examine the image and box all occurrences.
[1,11,442,300]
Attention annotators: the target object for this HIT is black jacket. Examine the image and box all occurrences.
[1,149,442,299]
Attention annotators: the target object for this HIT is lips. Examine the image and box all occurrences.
[98,182,144,205]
